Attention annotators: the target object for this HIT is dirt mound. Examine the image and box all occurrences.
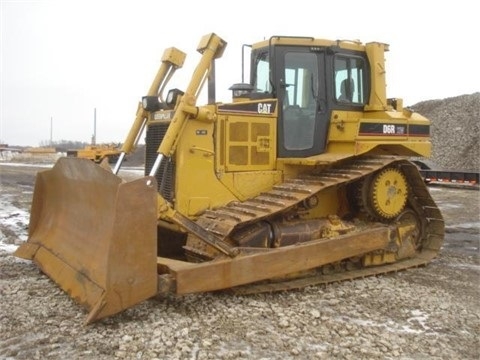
[125,144,145,166]
[411,92,480,171]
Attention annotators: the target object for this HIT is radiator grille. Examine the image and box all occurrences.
[145,123,175,203]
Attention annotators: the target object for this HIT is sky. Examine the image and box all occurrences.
[1,0,479,146]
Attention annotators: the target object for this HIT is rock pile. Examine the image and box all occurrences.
[412,92,480,171]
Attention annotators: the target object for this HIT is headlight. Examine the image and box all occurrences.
[142,96,161,112]
[166,89,184,108]
[142,97,149,109]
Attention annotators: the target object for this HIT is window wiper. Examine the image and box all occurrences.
[310,73,318,99]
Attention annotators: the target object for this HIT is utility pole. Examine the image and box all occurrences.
[50,116,53,147]
[92,108,97,145]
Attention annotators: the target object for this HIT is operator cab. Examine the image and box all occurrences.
[236,37,370,158]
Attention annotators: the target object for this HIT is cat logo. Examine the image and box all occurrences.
[258,103,272,114]
[154,111,174,121]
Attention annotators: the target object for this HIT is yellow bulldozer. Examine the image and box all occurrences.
[66,144,121,164]
[15,33,444,324]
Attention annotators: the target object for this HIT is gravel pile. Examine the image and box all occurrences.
[411,92,480,171]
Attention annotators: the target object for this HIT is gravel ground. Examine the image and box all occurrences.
[0,163,479,360]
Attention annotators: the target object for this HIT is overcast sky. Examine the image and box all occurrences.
[1,0,478,146]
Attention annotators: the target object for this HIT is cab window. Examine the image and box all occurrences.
[334,56,366,104]
[253,52,271,93]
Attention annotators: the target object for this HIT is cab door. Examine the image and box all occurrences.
[274,47,328,158]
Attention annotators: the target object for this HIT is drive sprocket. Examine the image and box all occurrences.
[359,167,408,221]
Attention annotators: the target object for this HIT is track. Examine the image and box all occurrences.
[193,157,396,239]
[187,156,445,294]
[233,161,445,294]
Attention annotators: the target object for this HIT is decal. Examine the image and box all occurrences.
[218,101,277,114]
[196,129,207,135]
[383,124,396,134]
[409,125,430,136]
[154,110,174,121]
[258,103,272,114]
[359,123,427,136]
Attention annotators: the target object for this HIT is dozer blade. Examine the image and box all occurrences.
[14,158,158,324]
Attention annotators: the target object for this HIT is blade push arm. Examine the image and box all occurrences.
[149,33,227,177]
[113,47,186,174]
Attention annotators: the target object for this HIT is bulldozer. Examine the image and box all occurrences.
[66,144,121,164]
[14,33,444,325]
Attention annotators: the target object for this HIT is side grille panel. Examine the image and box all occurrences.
[145,122,175,202]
